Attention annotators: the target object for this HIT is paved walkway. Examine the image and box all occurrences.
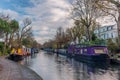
[0,57,43,80]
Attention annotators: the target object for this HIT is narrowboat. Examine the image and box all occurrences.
[8,48,24,62]
[67,44,110,64]
[110,54,120,64]
[34,48,39,53]
[57,49,67,56]
[43,48,54,52]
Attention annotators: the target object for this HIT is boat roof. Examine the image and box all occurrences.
[69,44,107,48]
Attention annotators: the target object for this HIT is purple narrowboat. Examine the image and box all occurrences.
[67,44,110,64]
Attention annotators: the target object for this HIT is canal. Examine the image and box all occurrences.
[21,50,120,80]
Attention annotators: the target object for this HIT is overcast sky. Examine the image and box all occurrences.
[0,0,74,44]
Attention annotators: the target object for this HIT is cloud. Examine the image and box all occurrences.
[0,8,19,19]
[25,0,73,44]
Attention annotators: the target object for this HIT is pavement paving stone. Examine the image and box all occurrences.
[0,57,43,80]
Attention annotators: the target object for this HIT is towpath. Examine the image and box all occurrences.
[0,57,43,80]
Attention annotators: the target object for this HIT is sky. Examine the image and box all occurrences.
[0,0,116,44]
[0,0,73,44]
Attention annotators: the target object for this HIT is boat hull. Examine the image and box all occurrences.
[110,59,120,64]
[74,54,110,65]
[8,54,23,62]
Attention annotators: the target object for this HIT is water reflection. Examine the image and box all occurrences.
[21,51,120,80]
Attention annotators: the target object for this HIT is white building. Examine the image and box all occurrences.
[94,24,118,40]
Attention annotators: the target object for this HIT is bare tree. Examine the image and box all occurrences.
[95,0,120,45]
[16,18,32,48]
[74,20,86,43]
[55,27,64,48]
[72,0,103,41]
[66,27,78,44]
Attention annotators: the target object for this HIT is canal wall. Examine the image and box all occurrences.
[0,57,43,80]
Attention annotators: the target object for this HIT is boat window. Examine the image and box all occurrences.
[94,48,105,54]
[84,49,87,53]
[81,49,83,54]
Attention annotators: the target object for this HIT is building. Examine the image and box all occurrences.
[94,24,118,40]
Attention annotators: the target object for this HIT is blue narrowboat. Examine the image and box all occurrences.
[57,49,67,56]
[67,44,110,64]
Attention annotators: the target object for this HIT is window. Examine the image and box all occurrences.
[104,34,105,39]
[107,34,109,38]
[101,35,104,39]
[103,29,105,32]
[111,33,113,38]
[81,49,83,54]
[111,26,113,29]
[107,26,109,31]
[94,30,98,33]
[108,26,113,31]
[94,48,105,54]
[100,29,103,32]
[84,49,87,53]
[104,28,107,31]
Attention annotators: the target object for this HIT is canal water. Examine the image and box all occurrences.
[21,50,120,80]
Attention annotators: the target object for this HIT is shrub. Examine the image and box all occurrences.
[107,39,119,53]
[0,42,4,54]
